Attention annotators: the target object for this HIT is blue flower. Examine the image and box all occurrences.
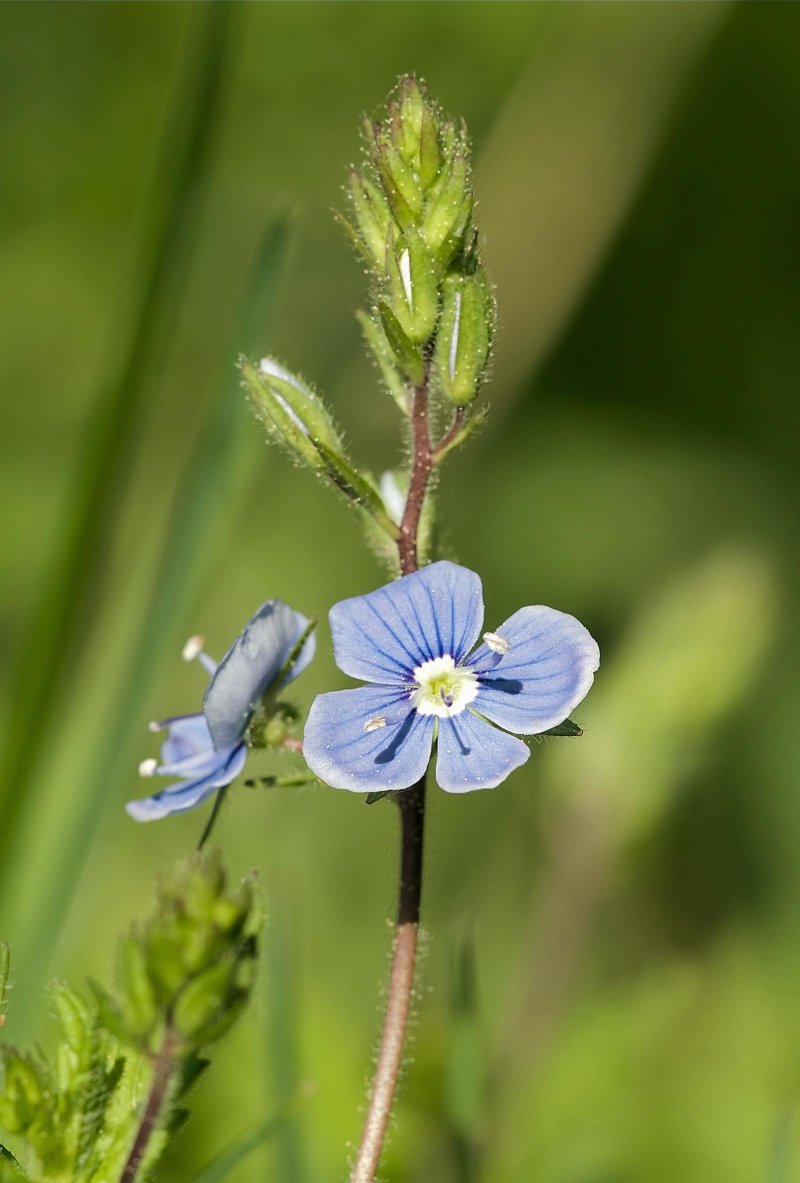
[303,561,599,794]
[127,601,315,821]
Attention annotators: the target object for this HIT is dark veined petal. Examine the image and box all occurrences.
[329,561,484,684]
[470,606,599,734]
[204,600,316,751]
[303,686,434,793]
[435,710,529,793]
[155,713,213,767]
[126,744,246,822]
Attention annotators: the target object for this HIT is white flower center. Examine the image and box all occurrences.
[411,655,478,718]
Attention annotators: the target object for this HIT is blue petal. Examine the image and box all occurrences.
[204,600,316,751]
[470,607,599,734]
[303,686,434,793]
[329,561,484,684]
[435,710,530,792]
[126,744,246,822]
[156,713,213,765]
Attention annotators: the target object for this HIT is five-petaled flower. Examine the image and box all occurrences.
[303,562,599,794]
[127,601,315,821]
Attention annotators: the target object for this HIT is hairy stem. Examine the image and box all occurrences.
[349,380,435,1183]
[397,384,433,577]
[432,405,466,462]
[350,778,426,1183]
[120,1029,179,1183]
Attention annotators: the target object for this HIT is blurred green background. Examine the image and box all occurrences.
[2,2,800,1180]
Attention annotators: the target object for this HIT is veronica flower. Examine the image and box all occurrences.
[303,561,599,794]
[127,601,315,821]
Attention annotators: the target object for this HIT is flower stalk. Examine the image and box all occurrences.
[119,1028,179,1183]
[349,371,433,1183]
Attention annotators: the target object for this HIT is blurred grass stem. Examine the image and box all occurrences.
[0,2,235,872]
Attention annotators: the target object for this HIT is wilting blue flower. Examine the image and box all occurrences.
[303,562,599,794]
[127,601,315,821]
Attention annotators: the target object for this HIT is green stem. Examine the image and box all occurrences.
[120,1029,179,1183]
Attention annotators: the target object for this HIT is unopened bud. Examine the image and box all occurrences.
[173,961,237,1041]
[384,226,438,346]
[434,273,492,406]
[118,936,158,1038]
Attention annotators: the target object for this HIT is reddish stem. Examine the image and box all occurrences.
[349,379,436,1183]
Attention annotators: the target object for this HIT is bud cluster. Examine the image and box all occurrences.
[0,856,261,1182]
[94,852,261,1052]
[344,76,494,408]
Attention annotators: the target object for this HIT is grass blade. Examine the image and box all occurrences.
[191,1109,294,1183]
[7,218,291,1031]
[0,1,236,870]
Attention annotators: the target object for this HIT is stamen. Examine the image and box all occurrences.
[483,631,510,655]
[138,758,158,778]
[440,689,454,707]
[182,634,205,662]
[364,715,387,733]
[148,720,162,733]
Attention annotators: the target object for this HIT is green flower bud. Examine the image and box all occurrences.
[422,155,472,262]
[347,171,392,267]
[433,273,492,406]
[144,929,189,1003]
[243,359,344,472]
[118,935,158,1038]
[384,226,438,346]
[418,102,442,190]
[395,78,425,162]
[173,961,237,1041]
[376,139,419,227]
[183,855,226,921]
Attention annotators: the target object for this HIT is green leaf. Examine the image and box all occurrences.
[378,302,425,386]
[0,1144,28,1178]
[365,791,391,806]
[356,310,409,412]
[542,719,584,738]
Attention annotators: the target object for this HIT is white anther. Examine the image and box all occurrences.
[364,715,387,733]
[182,634,205,662]
[399,248,413,309]
[483,631,510,655]
[148,720,161,733]
[138,758,158,778]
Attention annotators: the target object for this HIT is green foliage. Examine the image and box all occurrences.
[0,856,261,1183]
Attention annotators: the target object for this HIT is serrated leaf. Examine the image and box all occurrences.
[0,1144,28,1178]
